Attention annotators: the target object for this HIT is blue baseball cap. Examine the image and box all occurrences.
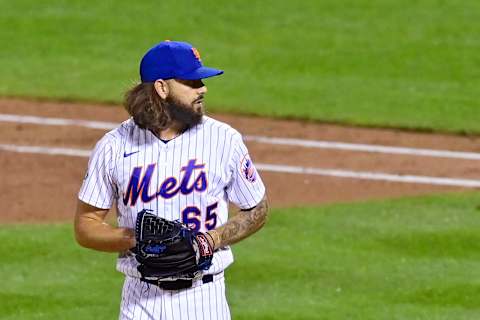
[140,41,224,82]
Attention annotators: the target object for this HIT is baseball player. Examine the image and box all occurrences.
[74,40,269,320]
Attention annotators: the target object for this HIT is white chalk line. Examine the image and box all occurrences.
[1,143,479,188]
[0,113,118,130]
[256,163,480,188]
[0,144,92,157]
[245,135,480,160]
[1,113,480,160]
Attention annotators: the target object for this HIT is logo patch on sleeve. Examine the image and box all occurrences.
[240,154,258,183]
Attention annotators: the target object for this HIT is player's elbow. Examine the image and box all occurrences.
[254,195,270,230]
[74,218,92,249]
[74,233,88,248]
[73,212,99,249]
[258,210,269,230]
[258,214,268,229]
[74,200,109,249]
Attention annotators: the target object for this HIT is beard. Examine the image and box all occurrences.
[165,95,203,128]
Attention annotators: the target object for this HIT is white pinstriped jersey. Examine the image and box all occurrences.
[78,116,266,278]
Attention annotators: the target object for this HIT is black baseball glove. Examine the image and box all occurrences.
[134,209,214,281]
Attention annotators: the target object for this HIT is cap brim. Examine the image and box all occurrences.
[177,67,224,80]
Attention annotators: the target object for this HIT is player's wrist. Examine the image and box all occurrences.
[206,230,221,250]
[121,228,136,249]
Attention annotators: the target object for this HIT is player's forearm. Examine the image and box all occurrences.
[208,195,269,250]
[74,214,135,252]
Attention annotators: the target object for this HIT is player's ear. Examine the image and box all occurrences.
[153,79,169,99]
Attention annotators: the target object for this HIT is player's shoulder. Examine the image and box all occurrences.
[94,118,135,148]
[201,116,242,139]
[100,118,135,141]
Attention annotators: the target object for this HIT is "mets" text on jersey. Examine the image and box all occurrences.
[123,159,207,206]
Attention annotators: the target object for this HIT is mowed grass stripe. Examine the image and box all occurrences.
[2,192,480,319]
[1,1,480,132]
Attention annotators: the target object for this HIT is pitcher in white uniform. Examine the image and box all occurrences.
[74,40,269,320]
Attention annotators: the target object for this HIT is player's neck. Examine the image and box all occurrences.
[155,121,186,140]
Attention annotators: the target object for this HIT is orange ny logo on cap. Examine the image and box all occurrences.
[191,47,201,61]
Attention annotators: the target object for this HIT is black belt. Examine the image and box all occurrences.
[142,274,214,290]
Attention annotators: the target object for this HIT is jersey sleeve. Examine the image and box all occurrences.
[78,134,117,209]
[226,132,266,209]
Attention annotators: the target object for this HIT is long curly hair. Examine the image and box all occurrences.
[123,82,172,132]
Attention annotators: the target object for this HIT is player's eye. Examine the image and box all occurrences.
[178,79,204,89]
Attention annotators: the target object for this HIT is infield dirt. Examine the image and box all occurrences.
[1,98,480,223]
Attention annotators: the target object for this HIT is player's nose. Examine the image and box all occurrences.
[198,84,207,95]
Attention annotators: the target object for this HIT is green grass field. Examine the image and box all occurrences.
[1,1,480,319]
[1,0,480,132]
[2,192,480,320]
